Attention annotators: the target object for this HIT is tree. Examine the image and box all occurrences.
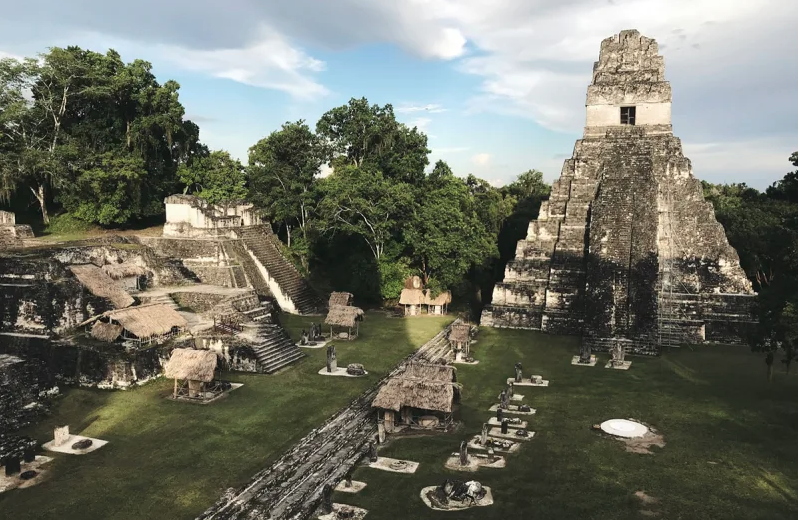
[0,47,204,227]
[404,164,500,295]
[178,150,247,205]
[317,164,412,261]
[315,97,429,184]
[248,121,323,259]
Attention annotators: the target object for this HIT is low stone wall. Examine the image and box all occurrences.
[184,265,236,287]
[0,335,172,389]
[0,353,53,434]
[171,292,229,313]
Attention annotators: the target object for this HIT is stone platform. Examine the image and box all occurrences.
[489,404,536,415]
[488,427,535,442]
[444,453,506,472]
[318,503,368,520]
[468,436,521,454]
[605,361,632,370]
[334,480,367,493]
[506,377,549,387]
[572,355,597,366]
[420,486,493,511]
[43,435,108,455]
[318,367,368,377]
[0,455,52,493]
[366,457,418,474]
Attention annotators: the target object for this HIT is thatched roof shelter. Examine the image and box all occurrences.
[91,322,124,343]
[102,262,147,280]
[401,361,457,383]
[165,349,218,382]
[328,291,354,307]
[372,378,456,413]
[106,303,187,339]
[325,305,365,328]
[69,264,134,308]
[399,288,424,305]
[449,323,470,344]
[423,290,452,306]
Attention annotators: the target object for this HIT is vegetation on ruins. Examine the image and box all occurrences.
[703,151,798,378]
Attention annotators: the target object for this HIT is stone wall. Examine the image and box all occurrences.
[171,291,228,313]
[0,335,171,389]
[0,353,53,434]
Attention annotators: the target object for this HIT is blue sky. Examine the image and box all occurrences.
[1,0,796,189]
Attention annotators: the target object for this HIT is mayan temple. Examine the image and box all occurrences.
[481,29,756,354]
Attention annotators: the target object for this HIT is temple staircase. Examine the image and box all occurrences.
[250,323,306,374]
[235,226,324,315]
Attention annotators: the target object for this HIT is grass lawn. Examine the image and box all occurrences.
[0,313,453,520]
[342,327,798,520]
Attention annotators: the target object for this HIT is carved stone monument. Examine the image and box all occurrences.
[326,344,337,373]
[459,441,468,466]
[579,343,592,364]
[507,380,514,398]
[480,30,757,354]
[514,362,523,383]
[53,425,70,447]
[499,389,509,410]
[368,441,378,463]
[501,419,509,435]
[480,424,488,445]
[322,483,333,514]
[300,330,308,346]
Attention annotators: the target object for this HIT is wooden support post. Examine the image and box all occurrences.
[174,378,178,398]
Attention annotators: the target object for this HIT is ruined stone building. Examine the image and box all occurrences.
[481,30,756,354]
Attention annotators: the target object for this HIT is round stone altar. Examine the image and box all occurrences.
[600,419,649,438]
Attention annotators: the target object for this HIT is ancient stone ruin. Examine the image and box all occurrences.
[482,29,756,354]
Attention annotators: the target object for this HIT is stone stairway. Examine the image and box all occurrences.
[146,293,180,310]
[235,226,323,315]
[250,323,306,374]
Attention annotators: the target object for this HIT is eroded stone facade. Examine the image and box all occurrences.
[482,30,756,353]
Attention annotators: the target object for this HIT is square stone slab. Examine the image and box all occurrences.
[488,417,528,429]
[334,480,367,493]
[444,452,506,472]
[365,457,419,473]
[489,404,536,415]
[468,435,521,454]
[488,427,535,441]
[318,367,369,377]
[572,355,597,366]
[605,361,632,370]
[43,435,108,455]
[318,503,368,520]
[506,377,549,387]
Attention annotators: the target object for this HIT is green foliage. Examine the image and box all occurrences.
[44,213,94,236]
[248,120,323,262]
[317,164,413,260]
[707,153,798,378]
[178,150,247,205]
[0,46,206,226]
[378,257,413,300]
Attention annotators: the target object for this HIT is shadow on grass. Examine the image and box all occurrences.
[0,312,452,520]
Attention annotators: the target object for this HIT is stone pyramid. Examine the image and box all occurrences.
[481,30,756,354]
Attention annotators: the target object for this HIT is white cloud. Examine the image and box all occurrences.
[407,117,432,132]
[472,153,491,166]
[157,31,328,100]
[684,136,794,187]
[395,103,447,114]
[0,50,24,61]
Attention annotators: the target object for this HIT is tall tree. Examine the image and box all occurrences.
[315,97,429,184]
[248,121,323,258]
[178,150,247,205]
[317,164,412,261]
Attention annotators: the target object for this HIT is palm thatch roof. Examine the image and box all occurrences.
[372,361,458,413]
[164,349,217,382]
[423,290,452,306]
[449,323,470,343]
[325,305,365,327]
[69,264,135,308]
[401,361,457,382]
[328,291,354,307]
[102,262,147,280]
[372,378,456,413]
[399,288,424,305]
[106,303,188,338]
[91,322,123,342]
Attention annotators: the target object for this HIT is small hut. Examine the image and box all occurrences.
[102,262,148,291]
[328,291,354,308]
[423,290,452,315]
[399,275,425,316]
[372,362,459,431]
[68,264,135,308]
[448,323,471,361]
[86,303,187,346]
[164,349,220,400]
[325,305,365,340]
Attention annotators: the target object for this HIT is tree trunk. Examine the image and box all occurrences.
[286,224,292,248]
[767,363,774,383]
[30,184,49,225]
